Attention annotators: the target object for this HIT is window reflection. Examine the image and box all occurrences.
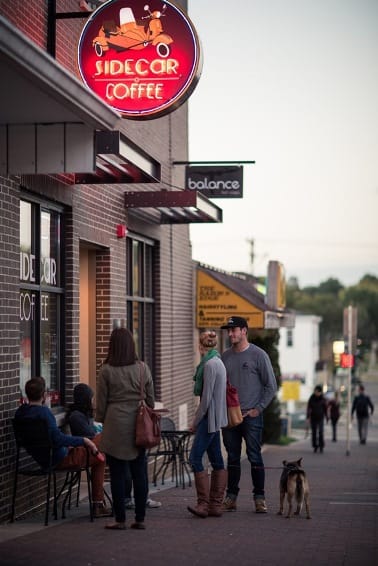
[19,200,63,406]
[126,236,154,373]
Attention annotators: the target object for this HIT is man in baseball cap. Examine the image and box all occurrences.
[221,316,248,330]
[220,314,277,514]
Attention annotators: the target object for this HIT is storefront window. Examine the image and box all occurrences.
[126,235,155,371]
[19,199,63,407]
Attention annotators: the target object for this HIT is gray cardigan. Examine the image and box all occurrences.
[193,356,228,432]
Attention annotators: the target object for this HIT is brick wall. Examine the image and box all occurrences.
[0,0,196,522]
[0,178,22,521]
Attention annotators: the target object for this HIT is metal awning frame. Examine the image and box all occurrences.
[0,17,161,183]
[74,131,161,184]
[124,190,223,224]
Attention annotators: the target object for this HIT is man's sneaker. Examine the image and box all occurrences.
[254,499,268,513]
[146,498,162,508]
[93,502,113,518]
[125,498,135,509]
[222,496,237,512]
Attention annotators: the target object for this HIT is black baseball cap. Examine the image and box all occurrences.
[221,316,248,330]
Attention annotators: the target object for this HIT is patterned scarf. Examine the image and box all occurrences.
[193,348,220,396]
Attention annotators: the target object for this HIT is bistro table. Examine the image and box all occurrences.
[150,428,193,489]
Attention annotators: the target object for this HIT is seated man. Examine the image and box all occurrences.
[15,376,110,518]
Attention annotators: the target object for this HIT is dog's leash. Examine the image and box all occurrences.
[251,465,284,470]
[225,464,284,470]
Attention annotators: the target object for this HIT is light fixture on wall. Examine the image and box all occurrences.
[116,224,127,238]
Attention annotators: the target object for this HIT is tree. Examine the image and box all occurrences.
[286,279,344,344]
[285,273,378,369]
[341,274,378,344]
[249,329,281,444]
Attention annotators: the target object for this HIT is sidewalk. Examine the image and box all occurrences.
[1,378,377,566]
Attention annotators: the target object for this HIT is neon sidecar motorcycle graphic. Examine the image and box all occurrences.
[78,1,202,119]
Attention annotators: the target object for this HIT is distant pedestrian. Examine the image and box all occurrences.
[306,385,328,453]
[327,391,341,442]
[351,385,374,444]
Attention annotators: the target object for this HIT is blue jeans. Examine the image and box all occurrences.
[222,414,265,499]
[189,416,225,473]
[106,449,147,523]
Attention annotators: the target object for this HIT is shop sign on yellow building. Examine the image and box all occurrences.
[281,380,301,401]
[197,270,264,328]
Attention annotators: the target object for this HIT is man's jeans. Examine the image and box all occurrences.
[357,416,369,442]
[222,414,265,500]
[189,415,225,473]
[106,450,147,523]
[310,419,324,449]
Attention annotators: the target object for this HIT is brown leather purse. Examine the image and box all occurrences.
[135,362,162,449]
[226,380,243,428]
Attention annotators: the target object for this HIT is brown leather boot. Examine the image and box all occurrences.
[208,469,228,517]
[187,471,209,518]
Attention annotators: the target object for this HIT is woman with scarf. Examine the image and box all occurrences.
[187,330,228,518]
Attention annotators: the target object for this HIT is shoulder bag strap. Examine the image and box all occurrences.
[138,361,145,401]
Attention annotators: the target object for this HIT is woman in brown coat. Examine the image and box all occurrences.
[96,327,155,530]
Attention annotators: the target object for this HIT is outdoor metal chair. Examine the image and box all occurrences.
[11,417,93,525]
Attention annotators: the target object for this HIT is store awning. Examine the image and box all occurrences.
[0,16,160,182]
[74,131,161,185]
[124,190,223,224]
[0,16,119,130]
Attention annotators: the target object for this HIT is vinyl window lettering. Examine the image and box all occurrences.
[20,200,63,406]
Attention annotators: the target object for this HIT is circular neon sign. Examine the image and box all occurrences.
[78,0,202,119]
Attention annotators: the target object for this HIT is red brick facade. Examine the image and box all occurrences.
[0,0,197,523]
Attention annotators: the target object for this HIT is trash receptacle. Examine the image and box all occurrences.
[280,417,288,437]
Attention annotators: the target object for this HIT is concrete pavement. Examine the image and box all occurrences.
[1,376,377,566]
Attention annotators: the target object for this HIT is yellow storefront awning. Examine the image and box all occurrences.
[196,264,295,329]
[197,268,266,328]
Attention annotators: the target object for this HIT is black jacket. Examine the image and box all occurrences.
[307,393,328,422]
[351,394,374,418]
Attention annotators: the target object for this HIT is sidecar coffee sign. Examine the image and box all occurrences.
[186,166,243,198]
[78,0,202,119]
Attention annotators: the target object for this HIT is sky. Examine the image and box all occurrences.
[187,0,378,288]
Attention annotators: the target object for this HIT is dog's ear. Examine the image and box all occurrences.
[282,460,287,466]
[297,458,303,467]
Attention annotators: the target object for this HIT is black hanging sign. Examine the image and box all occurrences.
[185,166,243,198]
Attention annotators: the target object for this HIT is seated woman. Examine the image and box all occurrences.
[65,383,111,516]
[66,383,101,440]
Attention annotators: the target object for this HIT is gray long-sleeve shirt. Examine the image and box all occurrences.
[222,344,277,413]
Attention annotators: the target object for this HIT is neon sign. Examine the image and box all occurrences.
[78,1,202,119]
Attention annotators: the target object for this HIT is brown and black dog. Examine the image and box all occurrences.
[277,458,311,519]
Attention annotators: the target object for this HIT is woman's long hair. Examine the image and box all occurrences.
[65,383,94,426]
[105,327,138,366]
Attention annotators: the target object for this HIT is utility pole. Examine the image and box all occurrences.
[344,305,358,456]
[247,238,254,275]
